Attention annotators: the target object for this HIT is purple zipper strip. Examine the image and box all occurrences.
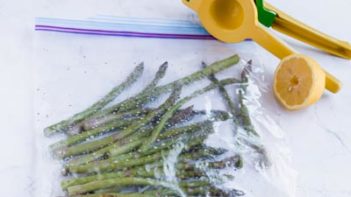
[35,25,215,40]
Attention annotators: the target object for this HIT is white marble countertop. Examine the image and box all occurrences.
[0,0,350,196]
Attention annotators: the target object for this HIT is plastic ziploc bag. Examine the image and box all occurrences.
[33,16,296,197]
[35,16,214,39]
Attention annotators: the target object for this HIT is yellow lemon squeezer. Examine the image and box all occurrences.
[182,0,351,110]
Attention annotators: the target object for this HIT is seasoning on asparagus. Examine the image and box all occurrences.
[80,55,240,122]
[140,78,241,151]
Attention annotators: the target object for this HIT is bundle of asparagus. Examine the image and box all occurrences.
[45,55,267,197]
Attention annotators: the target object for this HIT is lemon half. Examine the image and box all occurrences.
[273,54,326,110]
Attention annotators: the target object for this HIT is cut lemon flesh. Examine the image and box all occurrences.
[273,54,326,110]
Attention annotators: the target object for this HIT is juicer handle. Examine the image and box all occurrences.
[266,2,351,59]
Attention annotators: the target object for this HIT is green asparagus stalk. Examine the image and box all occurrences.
[66,124,215,174]
[81,108,151,131]
[62,149,237,190]
[71,193,153,197]
[122,121,212,157]
[52,106,203,152]
[62,167,153,189]
[142,62,168,93]
[202,62,237,116]
[61,166,160,190]
[85,55,240,120]
[61,147,226,189]
[69,140,226,179]
[63,86,181,162]
[202,61,258,136]
[204,61,268,167]
[51,119,135,152]
[62,166,158,189]
[103,114,228,163]
[65,123,198,167]
[238,60,258,136]
[158,121,212,140]
[68,63,167,136]
[68,169,231,196]
[140,78,241,151]
[179,146,227,161]
[141,189,180,197]
[67,133,204,174]
[74,189,182,197]
[78,62,168,134]
[128,121,214,160]
[74,187,244,197]
[63,121,213,175]
[59,127,146,159]
[86,187,122,195]
[65,136,143,167]
[163,105,194,126]
[66,108,148,136]
[180,179,238,195]
[67,177,172,196]
[186,186,245,197]
[44,63,144,136]
[191,109,231,122]
[70,106,229,152]
[238,62,271,167]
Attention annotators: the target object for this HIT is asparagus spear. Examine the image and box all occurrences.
[81,186,244,197]
[81,108,151,131]
[60,86,182,159]
[61,167,153,189]
[44,63,144,136]
[186,186,245,197]
[63,150,240,192]
[66,123,214,174]
[68,150,153,174]
[78,63,169,134]
[238,60,258,136]
[86,188,185,197]
[63,163,204,190]
[71,193,153,197]
[69,63,167,135]
[75,188,243,197]
[52,106,204,152]
[142,62,168,93]
[102,112,229,163]
[66,108,149,136]
[85,55,240,120]
[203,61,269,167]
[65,107,212,153]
[62,121,213,176]
[166,106,194,126]
[64,78,238,161]
[69,142,232,182]
[140,78,241,151]
[238,62,271,167]
[67,173,242,197]
[67,177,173,196]
[51,119,135,152]
[202,62,238,117]
[191,109,231,122]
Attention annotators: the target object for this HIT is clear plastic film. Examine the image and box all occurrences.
[35,16,213,39]
[33,16,296,197]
